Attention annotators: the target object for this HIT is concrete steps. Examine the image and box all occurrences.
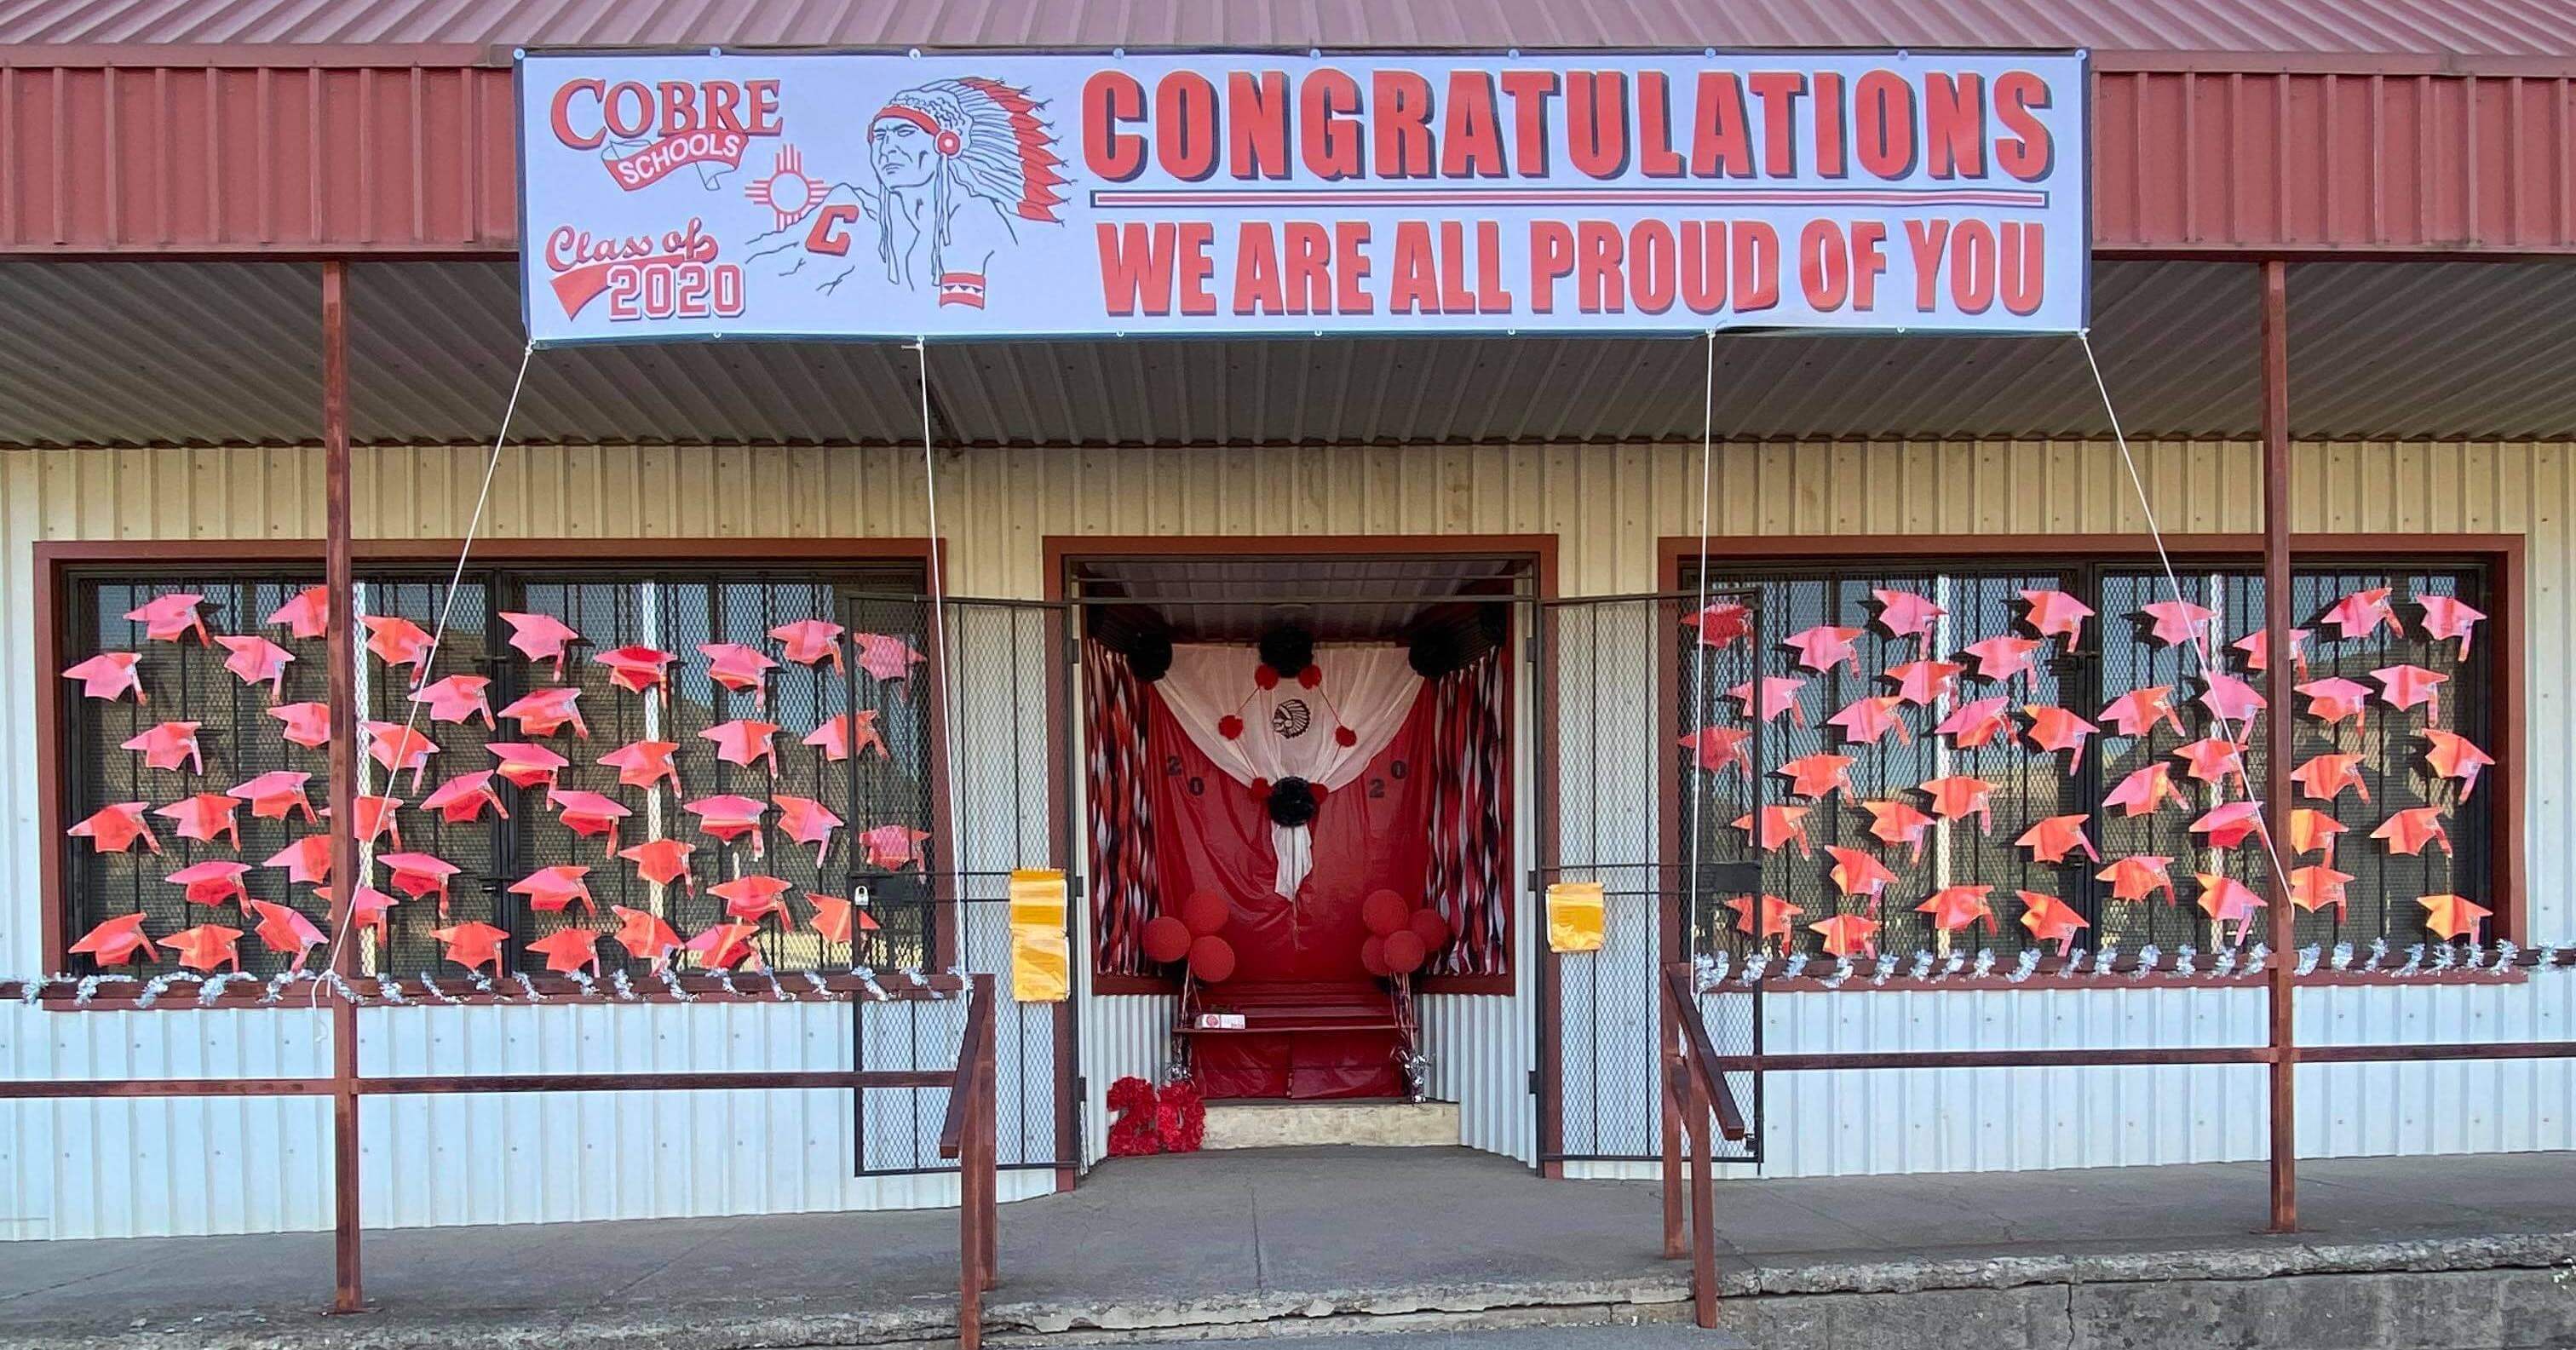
[1199,1099,1462,1150]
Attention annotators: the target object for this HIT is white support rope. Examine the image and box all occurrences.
[913,340,962,841]
[1687,330,1717,927]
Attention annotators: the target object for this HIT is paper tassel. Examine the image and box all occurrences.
[2394,944,2425,978]
[2210,947,2236,979]
[2093,942,2118,978]
[2065,948,2092,976]
[1780,951,1810,981]
[1907,951,1934,981]
[2133,944,2161,979]
[375,976,408,1005]
[2243,945,2268,976]
[2329,941,2355,971]
[2429,945,2458,974]
[2173,945,2198,978]
[1873,952,1900,985]
[1739,951,1770,986]
[2297,945,2322,976]
[421,974,463,1004]
[2493,940,2518,974]
[2361,939,2389,973]
[2008,949,2042,983]
[612,971,641,1002]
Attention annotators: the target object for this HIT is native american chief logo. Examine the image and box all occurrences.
[1270,699,1313,739]
[746,76,1067,310]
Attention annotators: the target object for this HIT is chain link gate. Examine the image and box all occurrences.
[1536,592,1763,1165]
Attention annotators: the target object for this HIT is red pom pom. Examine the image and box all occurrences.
[1360,935,1392,978]
[1106,1076,1163,1157]
[1218,715,1244,739]
[1297,664,1323,689]
[1253,667,1279,690]
[1408,907,1452,952]
[1180,889,1229,937]
[1187,934,1238,983]
[1361,888,1411,936]
[1141,916,1193,964]
[1308,782,1328,801]
[1333,725,1357,747]
[1156,1078,1206,1153]
[1383,929,1426,974]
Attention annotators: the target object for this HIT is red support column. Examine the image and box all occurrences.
[320,259,367,1311]
[2258,258,2298,1235]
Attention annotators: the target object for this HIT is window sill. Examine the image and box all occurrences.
[5,970,967,1011]
[1746,967,2535,994]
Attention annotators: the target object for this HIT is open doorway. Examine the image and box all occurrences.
[1063,543,1539,1105]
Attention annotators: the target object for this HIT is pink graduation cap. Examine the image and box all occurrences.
[700,643,779,707]
[2097,854,2177,904]
[123,721,203,773]
[62,652,147,703]
[421,771,509,824]
[2197,673,2266,730]
[611,905,684,971]
[360,615,436,684]
[598,738,684,794]
[2018,891,2090,956]
[618,836,698,892]
[685,794,769,854]
[2195,873,2267,945]
[269,700,332,748]
[853,633,928,686]
[363,721,440,791]
[773,793,842,867]
[857,823,933,871]
[166,859,252,907]
[2230,627,2311,681]
[804,710,889,762]
[376,852,461,916]
[228,770,318,823]
[1917,884,1998,935]
[411,675,495,728]
[1869,588,1945,643]
[244,899,327,972]
[808,893,879,946]
[2296,677,2373,731]
[1732,804,1813,858]
[1676,725,1752,776]
[769,618,847,671]
[1781,624,1866,675]
[332,794,405,847]
[2104,762,2186,816]
[2422,729,2494,801]
[2138,599,2217,650]
[165,923,244,974]
[1932,696,2011,749]
[2289,865,2356,921]
[315,883,400,939]
[1861,799,1935,863]
[1679,602,1751,647]
[70,912,159,967]
[1824,846,1899,903]
[2173,736,2246,785]
[2373,806,2453,857]
[2372,664,2447,721]
[1917,773,1998,833]
[2099,686,2184,739]
[549,790,632,854]
[711,874,794,928]
[2290,752,2370,805]
[700,719,780,773]
[69,802,160,855]
[1963,635,2044,684]
[431,921,509,974]
[216,635,296,700]
[1728,676,1808,727]
[2020,588,2095,649]
[2014,813,2100,865]
[499,612,583,681]
[1775,751,1855,801]
[267,585,331,640]
[266,835,333,886]
[2320,586,2401,641]
[1881,659,1962,707]
[2188,801,2266,850]
[498,686,588,739]
[488,741,570,795]
[526,927,605,978]
[595,645,676,698]
[509,865,596,916]
[156,793,244,848]
[2022,705,2097,770]
[684,921,765,972]
[2417,595,2485,659]
[126,593,212,644]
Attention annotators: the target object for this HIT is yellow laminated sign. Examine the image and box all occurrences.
[1546,880,1606,953]
[1009,868,1071,1003]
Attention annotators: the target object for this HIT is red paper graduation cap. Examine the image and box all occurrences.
[166,922,244,974]
[2099,686,2184,738]
[769,618,847,670]
[773,793,842,866]
[1871,589,1946,643]
[2421,730,2493,801]
[1680,601,1752,647]
[157,793,243,849]
[2096,854,2177,903]
[421,771,508,824]
[804,710,890,762]
[498,687,588,739]
[1782,624,1866,675]
[1809,912,1881,961]
[267,585,330,640]
[2231,627,2311,680]
[69,801,160,855]
[853,633,927,685]
[2188,801,2265,850]
[711,874,794,928]
[123,721,203,773]
[1829,694,1914,746]
[2289,865,2355,920]
[2015,813,2099,864]
[526,926,605,977]
[610,905,684,970]
[857,824,933,871]
[62,652,147,703]
[2290,752,2370,804]
[126,593,212,644]
[2104,762,2186,817]
[2194,873,2265,945]
[684,920,766,972]
[266,835,333,886]
[411,675,495,728]
[2320,586,2401,641]
[2420,893,2490,942]
[2020,588,2094,649]
[808,893,880,946]
[216,635,296,699]
[1824,846,1900,903]
[431,921,510,974]
[269,700,331,749]
[315,884,400,939]
[1677,725,1753,776]
[509,865,596,916]
[1775,752,1855,801]
[228,770,318,823]
[595,644,676,697]
[378,852,462,914]
[2196,673,2266,727]
[1918,883,1998,934]
[2295,677,2373,731]
[2138,599,2217,650]
[323,793,405,848]
[685,794,769,853]
[499,612,584,681]
[1933,696,2011,749]
[700,643,779,707]
[2372,664,2447,721]
[2022,705,2097,770]
[618,836,698,892]
[1861,799,1935,863]
[1732,804,1813,857]
[1882,659,1963,707]
[549,790,632,853]
[1729,676,1808,727]
[360,615,435,683]
[2416,595,2485,659]
[2372,806,2452,857]
[488,741,570,794]
[2289,808,2347,859]
[1918,774,1998,832]
[1963,635,2044,684]
[701,718,780,772]
[2173,737,2247,786]
[166,859,251,907]
[71,912,160,967]
[598,738,684,794]
[1726,893,1803,945]
[2016,890,2090,955]
[362,720,440,790]
[244,899,327,972]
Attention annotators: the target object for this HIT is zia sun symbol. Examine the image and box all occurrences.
[744,144,822,229]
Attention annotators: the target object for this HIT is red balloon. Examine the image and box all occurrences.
[1360,888,1411,937]
[1360,935,1391,978]
[1407,908,1451,952]
[1141,916,1193,964]
[1180,889,1229,937]
[1187,935,1237,983]
[1383,930,1426,974]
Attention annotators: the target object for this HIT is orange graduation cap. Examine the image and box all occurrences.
[1918,883,1998,934]
[269,700,331,749]
[71,912,161,967]
[2188,801,2265,850]
[1861,799,1935,863]
[2194,873,2266,945]
[266,835,332,886]
[701,718,780,772]
[2099,686,2184,739]
[857,823,934,871]
[1678,725,1753,776]
[123,721,203,774]
[2373,806,2452,857]
[549,789,632,854]
[2020,588,2094,648]
[337,793,405,847]
[2416,595,2484,659]
[773,794,842,866]
[618,836,698,892]
[1824,846,1900,904]
[509,865,596,916]
[2372,664,2447,721]
[431,921,509,974]
[1882,658,1963,707]
[316,884,400,939]
[2016,890,2090,955]
[526,926,605,977]
[63,652,147,703]
[1963,635,2044,683]
[216,635,296,699]
[1782,624,1866,675]
[770,618,848,670]
[2231,627,2311,681]
[2421,730,2493,801]
[2015,813,2099,865]
[2291,751,2371,805]
[1776,752,1856,801]
[712,874,795,928]
[595,644,676,697]
[361,615,435,684]
[2022,705,2097,771]
[421,771,508,824]
[126,593,212,644]
[805,710,890,762]
[700,643,779,707]
[808,893,879,946]
[2139,599,2217,649]
[1828,694,1913,746]
[599,738,684,794]
[499,612,584,681]
[244,899,327,972]
[362,720,440,791]
[2104,762,2187,817]
[1809,911,1881,961]
[70,801,160,855]
[853,633,927,685]
[2289,807,2347,859]
[1726,893,1803,945]
[2197,673,2266,728]
[410,674,495,728]
[1729,675,1808,727]
[498,686,588,739]
[684,920,766,972]
[1918,774,1998,833]
[2320,586,2400,641]
[267,585,330,640]
[686,794,770,853]
[377,852,462,915]
[157,793,243,849]
[2173,736,2247,786]
[488,741,570,795]
[1870,589,1945,643]
[228,770,318,823]
[1680,601,1752,647]
[1732,804,1814,857]
[2096,854,2177,903]
[165,922,244,974]
[2419,893,2490,942]
[166,859,251,907]
[1933,696,2012,749]
[2295,677,2373,731]
[610,905,684,970]
[2289,865,2355,920]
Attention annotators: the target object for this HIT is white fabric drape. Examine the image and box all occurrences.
[1156,642,1423,898]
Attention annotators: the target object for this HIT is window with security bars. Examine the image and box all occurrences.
[1677,555,2500,962]
[55,561,938,982]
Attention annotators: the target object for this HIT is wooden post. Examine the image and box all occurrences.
[320,258,367,1314]
[1685,1056,1718,1329]
[2258,258,2298,1235]
[1660,1019,1685,1258]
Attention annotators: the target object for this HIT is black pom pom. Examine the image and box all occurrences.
[1266,776,1320,828]
[1408,627,1465,679]
[1126,632,1173,683]
[1257,625,1314,680]
[1476,604,1510,646]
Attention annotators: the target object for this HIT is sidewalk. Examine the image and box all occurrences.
[3,1148,2573,1347]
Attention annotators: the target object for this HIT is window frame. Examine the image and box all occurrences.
[1658,532,2527,947]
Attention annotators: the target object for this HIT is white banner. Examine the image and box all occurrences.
[516,49,2090,342]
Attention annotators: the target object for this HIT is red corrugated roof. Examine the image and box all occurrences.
[3,0,2573,61]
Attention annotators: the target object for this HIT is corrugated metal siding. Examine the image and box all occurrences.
[1076,994,1173,1164]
